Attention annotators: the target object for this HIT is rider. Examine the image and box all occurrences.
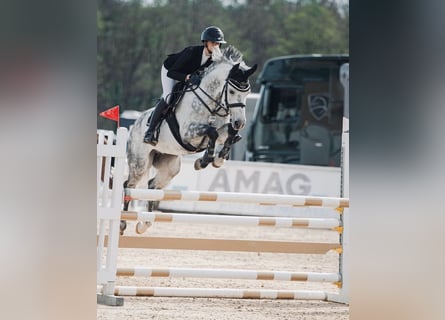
[143,26,226,145]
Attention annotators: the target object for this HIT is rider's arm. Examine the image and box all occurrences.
[167,47,195,82]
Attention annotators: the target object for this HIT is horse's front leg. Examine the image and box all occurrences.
[194,126,218,170]
[213,123,241,168]
[213,140,231,168]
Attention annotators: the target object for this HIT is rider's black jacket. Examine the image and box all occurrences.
[163,45,212,82]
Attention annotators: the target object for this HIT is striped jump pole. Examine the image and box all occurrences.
[111,286,329,300]
[121,211,342,232]
[124,189,349,208]
[117,267,341,284]
[96,123,350,305]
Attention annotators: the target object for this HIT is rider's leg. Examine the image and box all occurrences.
[143,98,169,145]
[143,65,175,146]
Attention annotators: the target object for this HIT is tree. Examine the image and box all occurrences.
[276,1,348,55]
[97,0,349,129]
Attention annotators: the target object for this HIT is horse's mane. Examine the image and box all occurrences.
[203,45,246,78]
[209,45,243,65]
[222,45,243,64]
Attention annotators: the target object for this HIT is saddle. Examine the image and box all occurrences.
[148,81,204,151]
[148,81,187,135]
[165,81,207,152]
[168,81,188,110]
[164,69,205,115]
[154,80,208,152]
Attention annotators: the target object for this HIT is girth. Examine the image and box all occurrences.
[165,112,206,153]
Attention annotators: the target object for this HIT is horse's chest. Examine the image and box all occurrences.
[187,99,227,133]
[182,118,225,138]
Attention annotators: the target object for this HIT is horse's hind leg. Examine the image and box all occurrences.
[121,151,153,235]
[135,153,181,234]
[120,180,130,235]
[150,153,181,189]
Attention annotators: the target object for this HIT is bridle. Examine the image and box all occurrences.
[187,76,251,118]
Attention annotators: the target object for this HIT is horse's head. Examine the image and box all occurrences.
[199,46,257,131]
[225,62,258,130]
[212,46,257,130]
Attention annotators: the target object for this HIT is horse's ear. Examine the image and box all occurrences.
[245,64,258,78]
[229,63,240,77]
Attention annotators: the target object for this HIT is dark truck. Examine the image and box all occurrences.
[244,54,349,166]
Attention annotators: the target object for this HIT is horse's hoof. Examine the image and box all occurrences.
[120,220,127,235]
[212,158,224,168]
[136,221,152,234]
[194,158,202,170]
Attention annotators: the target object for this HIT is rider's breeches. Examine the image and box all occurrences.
[161,65,176,103]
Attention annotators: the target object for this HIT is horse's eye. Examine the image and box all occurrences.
[229,90,235,94]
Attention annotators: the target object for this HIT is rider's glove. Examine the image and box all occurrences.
[189,73,201,86]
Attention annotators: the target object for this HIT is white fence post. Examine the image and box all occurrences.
[97,127,128,306]
[328,65,349,303]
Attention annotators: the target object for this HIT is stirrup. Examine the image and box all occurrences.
[144,138,158,146]
[143,131,158,146]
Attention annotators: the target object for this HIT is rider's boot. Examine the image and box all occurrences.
[143,98,169,146]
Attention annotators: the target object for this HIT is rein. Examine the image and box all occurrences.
[187,77,250,119]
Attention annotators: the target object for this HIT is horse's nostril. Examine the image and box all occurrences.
[234,120,244,130]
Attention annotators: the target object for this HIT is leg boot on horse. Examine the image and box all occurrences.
[228,122,242,145]
[143,98,169,146]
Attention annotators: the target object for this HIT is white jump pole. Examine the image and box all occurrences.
[112,286,329,300]
[117,267,341,283]
[121,211,342,231]
[124,189,349,208]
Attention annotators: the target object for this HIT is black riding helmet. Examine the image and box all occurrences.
[201,26,226,44]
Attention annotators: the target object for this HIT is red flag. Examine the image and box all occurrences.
[99,105,120,127]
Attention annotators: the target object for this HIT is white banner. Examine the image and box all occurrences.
[157,158,341,217]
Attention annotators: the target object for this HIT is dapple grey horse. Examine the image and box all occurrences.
[122,46,257,234]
